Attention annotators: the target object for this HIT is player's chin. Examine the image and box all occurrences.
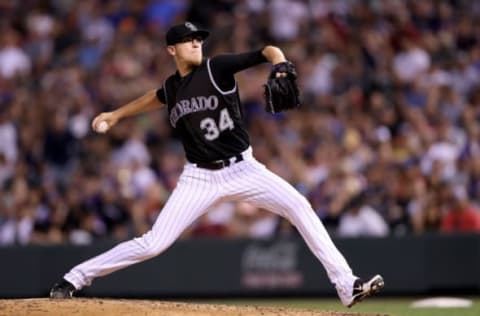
[190,58,202,66]
[187,54,202,66]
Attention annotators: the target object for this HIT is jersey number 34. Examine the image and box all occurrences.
[200,108,234,141]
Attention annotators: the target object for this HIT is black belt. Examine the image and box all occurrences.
[196,154,244,170]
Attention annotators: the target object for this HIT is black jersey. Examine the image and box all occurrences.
[157,50,267,163]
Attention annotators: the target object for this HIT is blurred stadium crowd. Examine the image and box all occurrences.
[1,0,480,246]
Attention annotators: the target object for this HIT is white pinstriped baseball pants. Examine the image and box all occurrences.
[64,147,356,303]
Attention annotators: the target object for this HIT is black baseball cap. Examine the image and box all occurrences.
[165,22,209,45]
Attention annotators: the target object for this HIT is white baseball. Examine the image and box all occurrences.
[97,121,109,133]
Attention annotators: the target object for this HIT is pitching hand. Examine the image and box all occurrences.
[92,112,119,133]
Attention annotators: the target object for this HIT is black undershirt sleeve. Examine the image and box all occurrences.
[156,88,166,104]
[209,49,268,91]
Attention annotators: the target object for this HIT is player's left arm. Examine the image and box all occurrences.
[209,46,287,91]
[210,46,286,73]
[261,46,287,66]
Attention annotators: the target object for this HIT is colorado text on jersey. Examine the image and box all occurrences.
[169,95,219,127]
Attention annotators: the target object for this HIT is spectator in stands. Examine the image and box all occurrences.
[338,192,390,238]
[441,185,480,233]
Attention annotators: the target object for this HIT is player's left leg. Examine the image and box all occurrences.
[51,164,222,297]
[224,157,383,306]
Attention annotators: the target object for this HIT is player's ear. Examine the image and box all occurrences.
[167,45,176,56]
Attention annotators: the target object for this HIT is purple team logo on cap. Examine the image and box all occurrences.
[185,22,197,31]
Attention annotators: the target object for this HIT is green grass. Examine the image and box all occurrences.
[193,298,480,316]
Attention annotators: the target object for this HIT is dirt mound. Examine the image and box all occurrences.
[0,298,389,316]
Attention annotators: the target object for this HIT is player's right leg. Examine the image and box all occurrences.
[226,158,384,307]
[50,164,220,298]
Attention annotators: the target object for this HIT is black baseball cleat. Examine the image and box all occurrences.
[347,274,384,308]
[50,279,76,299]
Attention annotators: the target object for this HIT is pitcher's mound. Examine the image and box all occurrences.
[0,298,388,316]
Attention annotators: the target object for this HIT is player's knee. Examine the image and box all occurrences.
[298,195,311,209]
[137,232,172,258]
[286,195,311,212]
[143,241,168,257]
[144,246,162,258]
[283,196,314,220]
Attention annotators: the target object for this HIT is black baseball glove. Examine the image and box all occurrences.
[263,61,301,113]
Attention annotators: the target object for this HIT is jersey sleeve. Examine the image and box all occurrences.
[209,49,268,92]
[156,87,166,104]
[210,49,268,74]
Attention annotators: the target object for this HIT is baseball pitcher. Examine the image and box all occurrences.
[50,22,383,307]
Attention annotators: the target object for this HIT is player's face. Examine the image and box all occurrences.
[170,35,204,66]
